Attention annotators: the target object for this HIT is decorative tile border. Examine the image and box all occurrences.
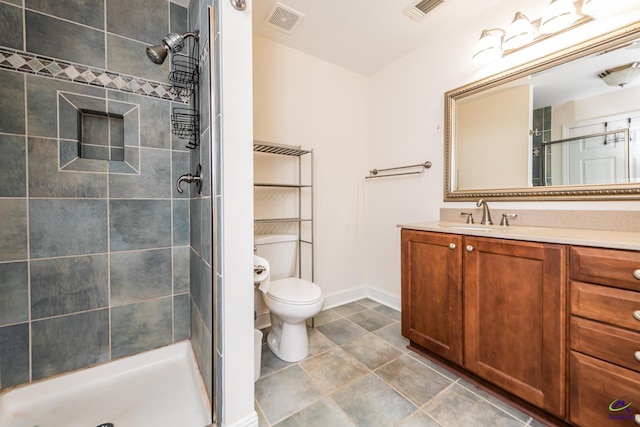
[0,47,189,103]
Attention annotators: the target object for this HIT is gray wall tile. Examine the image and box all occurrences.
[111,297,172,358]
[110,200,172,251]
[0,262,28,326]
[172,150,190,198]
[109,148,171,198]
[25,0,105,29]
[190,197,201,253]
[0,70,25,135]
[107,0,168,45]
[26,11,105,68]
[0,2,23,50]
[191,255,212,332]
[173,200,190,246]
[106,34,169,84]
[28,138,108,198]
[201,197,211,264]
[108,91,171,149]
[173,246,190,293]
[110,248,172,305]
[0,323,29,388]
[170,3,187,35]
[0,135,26,197]
[174,293,190,341]
[31,255,108,319]
[29,199,108,258]
[0,199,27,262]
[31,309,109,380]
[27,75,105,138]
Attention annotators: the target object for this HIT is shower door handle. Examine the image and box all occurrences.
[176,164,203,194]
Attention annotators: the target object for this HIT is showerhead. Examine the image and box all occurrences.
[146,44,169,64]
[145,31,199,65]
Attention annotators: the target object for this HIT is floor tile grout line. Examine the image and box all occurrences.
[454,379,532,424]
[256,300,531,427]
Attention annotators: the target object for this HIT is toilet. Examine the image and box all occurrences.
[254,234,324,362]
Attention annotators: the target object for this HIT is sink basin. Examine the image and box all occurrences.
[441,224,499,232]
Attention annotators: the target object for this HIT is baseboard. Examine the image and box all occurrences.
[226,411,259,427]
[254,285,401,330]
[255,310,270,330]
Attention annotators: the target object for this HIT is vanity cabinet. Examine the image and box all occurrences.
[401,230,566,417]
[568,246,640,427]
[401,225,640,425]
[401,229,463,364]
[463,236,566,418]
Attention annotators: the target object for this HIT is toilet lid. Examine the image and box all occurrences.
[267,278,322,305]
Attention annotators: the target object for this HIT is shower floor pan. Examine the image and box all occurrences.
[0,341,211,427]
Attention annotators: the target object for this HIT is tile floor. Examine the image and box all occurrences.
[255,299,549,427]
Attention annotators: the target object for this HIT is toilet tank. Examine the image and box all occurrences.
[254,234,298,281]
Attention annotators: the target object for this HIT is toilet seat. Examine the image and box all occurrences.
[267,278,322,305]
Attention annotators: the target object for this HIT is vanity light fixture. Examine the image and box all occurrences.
[539,0,579,34]
[503,12,536,51]
[472,0,593,63]
[472,29,505,62]
[598,62,640,88]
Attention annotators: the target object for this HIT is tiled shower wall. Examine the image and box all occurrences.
[188,0,215,410]
[0,0,196,391]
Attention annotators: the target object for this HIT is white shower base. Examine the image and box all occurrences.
[0,341,211,427]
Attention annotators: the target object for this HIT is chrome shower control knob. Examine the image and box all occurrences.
[634,269,640,280]
[449,243,457,250]
[466,245,474,252]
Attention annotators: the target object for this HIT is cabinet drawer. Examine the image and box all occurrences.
[570,316,640,373]
[570,352,640,427]
[570,281,640,332]
[570,246,640,291]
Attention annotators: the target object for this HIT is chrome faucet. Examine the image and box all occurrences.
[477,199,493,225]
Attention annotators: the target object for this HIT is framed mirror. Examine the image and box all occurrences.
[445,20,640,201]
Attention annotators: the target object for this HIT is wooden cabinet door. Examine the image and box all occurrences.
[463,237,566,418]
[401,229,463,364]
[570,351,640,427]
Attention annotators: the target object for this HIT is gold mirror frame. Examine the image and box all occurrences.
[445,20,640,201]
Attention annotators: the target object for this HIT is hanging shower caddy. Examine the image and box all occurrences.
[170,39,200,149]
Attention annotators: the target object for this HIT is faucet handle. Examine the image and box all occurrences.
[500,213,518,226]
[460,212,474,224]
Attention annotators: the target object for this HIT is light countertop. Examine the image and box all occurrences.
[398,221,640,251]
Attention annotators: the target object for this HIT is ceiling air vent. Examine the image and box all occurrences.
[265,2,305,34]
[403,0,444,22]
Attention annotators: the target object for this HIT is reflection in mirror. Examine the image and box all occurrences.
[445,20,640,200]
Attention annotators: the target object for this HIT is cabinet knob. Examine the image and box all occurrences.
[466,245,474,252]
[449,243,457,250]
[635,351,640,363]
[634,269,640,280]
[635,413,640,425]
[634,310,640,321]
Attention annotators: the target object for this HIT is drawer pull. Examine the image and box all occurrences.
[635,414,640,425]
[449,243,456,250]
[466,245,474,252]
[634,310,640,321]
[634,269,640,280]
[635,351,640,363]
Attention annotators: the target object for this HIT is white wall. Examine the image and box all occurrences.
[252,35,369,303]
[365,0,640,297]
[218,1,256,426]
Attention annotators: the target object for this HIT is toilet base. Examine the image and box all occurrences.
[266,314,310,362]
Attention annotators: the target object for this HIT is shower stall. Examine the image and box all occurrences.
[0,0,255,424]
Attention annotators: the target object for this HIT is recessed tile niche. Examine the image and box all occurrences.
[58,92,140,174]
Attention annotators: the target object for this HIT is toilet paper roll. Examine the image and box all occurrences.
[253,255,270,293]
